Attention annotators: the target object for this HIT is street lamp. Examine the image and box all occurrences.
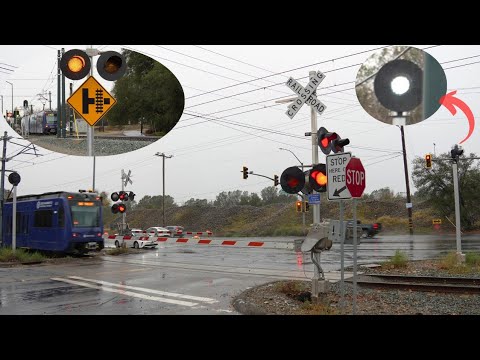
[155,152,173,227]
[279,148,307,235]
[6,81,13,121]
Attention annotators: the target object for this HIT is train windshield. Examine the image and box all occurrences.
[46,114,56,124]
[70,205,100,227]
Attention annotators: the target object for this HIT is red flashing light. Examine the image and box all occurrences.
[373,223,379,230]
[315,172,327,186]
[287,177,299,188]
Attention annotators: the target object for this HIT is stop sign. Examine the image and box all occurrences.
[345,157,366,198]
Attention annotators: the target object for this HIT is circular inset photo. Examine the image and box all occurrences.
[7,47,184,156]
[355,46,447,125]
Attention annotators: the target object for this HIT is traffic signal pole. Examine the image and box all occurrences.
[452,161,462,255]
[309,71,321,225]
[400,125,414,235]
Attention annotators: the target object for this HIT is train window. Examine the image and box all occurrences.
[34,210,53,228]
[58,206,65,228]
[21,214,29,234]
[70,205,100,227]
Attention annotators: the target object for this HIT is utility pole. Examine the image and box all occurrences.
[155,152,173,227]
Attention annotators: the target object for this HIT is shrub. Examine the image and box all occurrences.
[384,250,408,268]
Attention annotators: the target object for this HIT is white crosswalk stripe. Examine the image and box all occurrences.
[68,275,219,304]
[51,277,198,307]
[51,276,219,308]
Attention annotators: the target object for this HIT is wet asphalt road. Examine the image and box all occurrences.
[1,234,479,315]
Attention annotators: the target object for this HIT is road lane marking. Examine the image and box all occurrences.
[68,276,219,304]
[51,277,198,307]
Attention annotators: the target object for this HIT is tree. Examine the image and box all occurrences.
[213,190,243,207]
[184,198,210,207]
[135,195,176,209]
[248,193,262,207]
[412,152,480,230]
[261,186,278,205]
[106,49,185,135]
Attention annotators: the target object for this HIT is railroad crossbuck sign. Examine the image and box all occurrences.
[327,152,352,201]
[67,76,117,126]
[345,157,366,198]
[285,71,327,119]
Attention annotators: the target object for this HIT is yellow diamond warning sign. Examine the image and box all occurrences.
[67,76,117,126]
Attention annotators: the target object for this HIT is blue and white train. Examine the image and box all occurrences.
[2,191,104,254]
[21,110,58,135]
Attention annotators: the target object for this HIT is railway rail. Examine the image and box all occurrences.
[348,274,480,294]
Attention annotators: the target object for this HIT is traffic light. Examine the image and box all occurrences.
[111,192,119,202]
[425,154,432,169]
[119,191,128,201]
[317,127,350,154]
[306,164,328,193]
[304,201,310,212]
[60,49,91,80]
[111,203,126,214]
[451,144,464,162]
[242,166,249,180]
[274,175,279,187]
[128,192,135,201]
[97,51,127,81]
[296,200,302,212]
[280,166,306,194]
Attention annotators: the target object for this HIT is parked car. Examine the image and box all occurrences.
[145,227,171,238]
[129,228,146,236]
[165,225,185,237]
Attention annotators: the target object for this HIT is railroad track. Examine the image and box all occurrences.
[347,274,480,294]
[29,135,159,142]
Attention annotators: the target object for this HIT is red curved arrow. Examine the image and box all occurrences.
[439,90,475,144]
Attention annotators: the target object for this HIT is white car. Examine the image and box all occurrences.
[114,234,157,249]
[145,227,171,238]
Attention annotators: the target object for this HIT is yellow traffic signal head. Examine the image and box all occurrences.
[97,51,127,81]
[296,200,302,212]
[425,154,432,169]
[60,49,91,80]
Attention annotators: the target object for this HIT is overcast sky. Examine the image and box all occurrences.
[0,45,479,204]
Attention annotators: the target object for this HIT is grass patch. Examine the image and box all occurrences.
[439,251,480,274]
[466,252,480,266]
[0,247,46,263]
[383,250,408,268]
[104,247,130,256]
